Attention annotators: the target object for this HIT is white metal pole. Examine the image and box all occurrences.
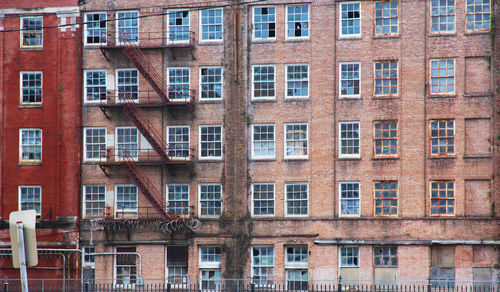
[16,222,29,292]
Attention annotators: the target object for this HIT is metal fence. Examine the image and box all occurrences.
[1,278,499,292]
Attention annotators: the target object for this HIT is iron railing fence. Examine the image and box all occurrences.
[1,278,499,292]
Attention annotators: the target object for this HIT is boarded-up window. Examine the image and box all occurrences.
[473,268,492,289]
[465,180,491,216]
[465,57,491,95]
[465,119,491,156]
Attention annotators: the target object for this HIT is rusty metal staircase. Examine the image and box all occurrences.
[119,32,170,103]
[122,92,170,163]
[121,155,173,221]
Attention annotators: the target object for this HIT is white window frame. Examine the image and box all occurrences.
[251,124,275,160]
[429,59,455,95]
[338,121,361,158]
[113,246,137,288]
[166,184,190,216]
[84,12,107,46]
[252,65,276,100]
[115,127,139,160]
[285,4,310,40]
[284,183,309,217]
[339,246,360,267]
[198,125,223,160]
[20,71,42,105]
[199,8,223,43]
[251,183,275,217]
[165,246,189,287]
[251,246,275,286]
[199,66,223,101]
[339,2,361,38]
[430,0,456,34]
[19,128,42,163]
[167,9,190,44]
[284,123,309,160]
[167,67,191,102]
[116,10,139,45]
[114,184,138,219]
[116,68,139,102]
[285,64,309,99]
[339,62,361,98]
[198,184,223,218]
[83,184,106,218]
[84,70,107,103]
[285,245,308,269]
[252,6,277,41]
[83,127,107,161]
[199,246,222,269]
[82,246,96,267]
[339,181,361,217]
[166,126,190,160]
[18,185,42,215]
[20,16,43,48]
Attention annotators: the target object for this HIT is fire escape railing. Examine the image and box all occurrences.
[121,92,170,163]
[121,154,174,221]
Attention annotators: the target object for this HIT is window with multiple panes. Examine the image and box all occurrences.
[199,126,222,159]
[375,1,398,35]
[339,122,360,158]
[167,246,188,285]
[168,10,190,43]
[374,246,398,267]
[286,64,309,98]
[466,0,490,31]
[116,127,138,159]
[19,186,41,215]
[115,185,138,217]
[252,183,275,216]
[167,184,189,215]
[200,8,223,41]
[85,13,107,45]
[340,3,361,37]
[253,65,275,99]
[252,246,274,286]
[84,128,106,161]
[116,69,138,101]
[21,16,43,47]
[253,7,276,40]
[286,5,309,38]
[285,246,308,291]
[285,183,308,216]
[20,129,42,161]
[252,125,275,159]
[431,247,455,288]
[168,68,190,101]
[21,72,42,104]
[83,246,96,266]
[85,70,106,103]
[340,246,359,267]
[430,59,455,94]
[340,63,360,97]
[200,67,222,100]
[430,181,455,216]
[167,126,190,159]
[374,61,398,96]
[430,0,455,33]
[115,247,137,286]
[430,120,455,155]
[199,246,222,289]
[199,184,222,217]
[285,124,308,159]
[117,11,138,43]
[373,121,398,157]
[339,182,360,216]
[84,185,106,218]
[374,181,398,216]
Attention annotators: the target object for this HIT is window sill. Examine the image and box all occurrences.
[371,96,399,100]
[198,40,224,46]
[339,96,362,100]
[428,155,455,159]
[284,38,310,43]
[338,35,362,40]
[338,157,361,161]
[250,158,276,162]
[463,154,492,159]
[372,156,399,161]
[252,39,277,44]
[464,31,490,36]
[284,97,309,101]
[19,104,43,108]
[463,92,493,98]
[428,33,456,37]
[18,161,42,166]
[251,98,276,103]
[19,47,43,51]
[427,94,456,99]
[197,158,224,163]
[339,215,360,219]
[199,99,223,104]
[283,158,309,162]
[373,34,399,39]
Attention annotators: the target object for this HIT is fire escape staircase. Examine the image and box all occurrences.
[121,155,173,221]
[122,92,170,164]
[120,33,170,104]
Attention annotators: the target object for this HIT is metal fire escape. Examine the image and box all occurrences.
[96,29,195,221]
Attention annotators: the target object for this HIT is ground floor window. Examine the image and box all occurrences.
[115,247,137,287]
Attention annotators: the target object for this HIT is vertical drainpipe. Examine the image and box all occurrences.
[231,8,239,274]
[423,0,428,218]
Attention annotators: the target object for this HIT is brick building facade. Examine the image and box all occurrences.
[0,0,81,279]
[77,0,500,287]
